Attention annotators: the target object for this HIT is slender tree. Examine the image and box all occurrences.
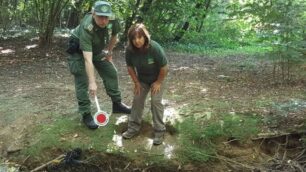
[121,0,142,42]
[66,0,84,29]
[33,0,69,48]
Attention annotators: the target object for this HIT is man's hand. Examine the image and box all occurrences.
[151,81,162,95]
[89,82,97,96]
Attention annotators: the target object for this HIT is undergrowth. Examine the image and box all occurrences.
[166,43,271,57]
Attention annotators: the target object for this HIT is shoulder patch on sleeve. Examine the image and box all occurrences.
[86,24,94,32]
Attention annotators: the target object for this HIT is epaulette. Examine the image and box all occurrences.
[107,23,113,29]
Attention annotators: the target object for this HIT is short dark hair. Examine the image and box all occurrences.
[127,23,151,52]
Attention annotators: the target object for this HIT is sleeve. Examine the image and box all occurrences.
[79,25,93,52]
[154,42,168,67]
[125,49,133,67]
[111,19,120,36]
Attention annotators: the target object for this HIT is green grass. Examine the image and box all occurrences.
[175,112,260,163]
[22,115,116,157]
[166,43,272,57]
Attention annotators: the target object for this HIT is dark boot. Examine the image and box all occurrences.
[112,102,131,114]
[153,132,164,145]
[82,113,98,130]
[122,129,139,139]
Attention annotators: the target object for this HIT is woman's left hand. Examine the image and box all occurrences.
[105,54,113,61]
[151,81,161,95]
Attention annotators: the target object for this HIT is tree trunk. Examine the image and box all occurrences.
[121,0,142,43]
[140,0,153,16]
[173,22,190,42]
[67,9,80,29]
[173,0,212,42]
[196,0,211,32]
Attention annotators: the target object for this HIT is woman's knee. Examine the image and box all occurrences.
[151,96,162,105]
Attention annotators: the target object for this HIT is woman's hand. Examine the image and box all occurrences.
[151,81,161,95]
[105,54,113,61]
[134,82,142,95]
[102,50,113,61]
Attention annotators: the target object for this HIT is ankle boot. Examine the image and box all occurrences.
[82,113,98,130]
[112,102,131,114]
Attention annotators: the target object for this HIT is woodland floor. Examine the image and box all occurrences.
[0,37,306,171]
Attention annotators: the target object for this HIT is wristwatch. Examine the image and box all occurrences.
[102,50,112,57]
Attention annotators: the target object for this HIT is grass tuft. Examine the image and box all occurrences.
[22,115,116,157]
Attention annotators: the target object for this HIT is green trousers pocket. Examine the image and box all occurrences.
[67,56,85,75]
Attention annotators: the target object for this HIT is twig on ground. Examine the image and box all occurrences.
[108,161,113,172]
[124,162,131,170]
[16,155,30,171]
[222,138,239,144]
[294,149,306,161]
[288,160,304,172]
[216,154,258,170]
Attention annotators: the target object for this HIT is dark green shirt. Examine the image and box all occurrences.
[71,14,120,60]
[125,40,168,85]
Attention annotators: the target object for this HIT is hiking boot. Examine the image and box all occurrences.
[82,113,98,130]
[122,130,138,139]
[112,102,131,114]
[153,132,164,145]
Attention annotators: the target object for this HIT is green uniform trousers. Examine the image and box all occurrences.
[68,53,121,115]
[127,81,166,133]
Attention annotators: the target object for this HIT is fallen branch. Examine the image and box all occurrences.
[252,130,306,141]
[30,154,65,172]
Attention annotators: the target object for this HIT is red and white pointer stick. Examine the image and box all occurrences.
[93,95,110,126]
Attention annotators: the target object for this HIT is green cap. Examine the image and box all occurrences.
[93,1,112,17]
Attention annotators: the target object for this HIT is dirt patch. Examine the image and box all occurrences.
[1,37,306,171]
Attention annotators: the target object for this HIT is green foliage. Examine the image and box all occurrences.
[176,113,260,163]
[179,13,253,49]
[228,0,306,80]
[2,0,305,60]
[0,0,32,33]
[141,0,192,42]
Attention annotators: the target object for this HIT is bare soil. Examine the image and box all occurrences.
[0,37,305,171]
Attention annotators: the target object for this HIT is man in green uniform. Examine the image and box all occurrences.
[67,1,131,130]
